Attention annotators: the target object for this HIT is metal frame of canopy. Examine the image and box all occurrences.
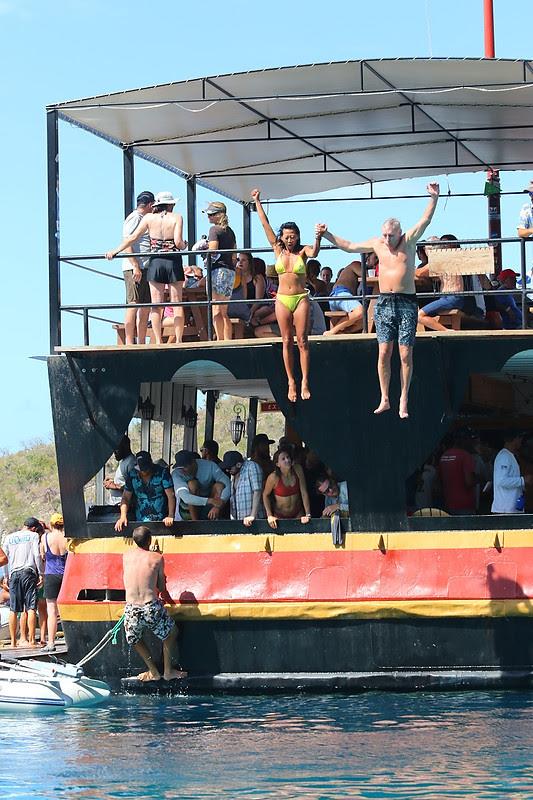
[47,58,533,350]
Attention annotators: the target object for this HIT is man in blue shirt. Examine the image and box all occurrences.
[171,450,230,521]
[115,451,175,531]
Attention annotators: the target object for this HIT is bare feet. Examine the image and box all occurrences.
[399,400,409,419]
[10,641,16,649]
[18,639,29,648]
[164,669,188,681]
[288,381,297,403]
[301,382,311,400]
[134,670,161,682]
[373,398,390,415]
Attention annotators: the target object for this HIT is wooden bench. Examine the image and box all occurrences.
[324,304,376,333]
[112,317,245,345]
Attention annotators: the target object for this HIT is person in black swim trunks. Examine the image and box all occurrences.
[316,183,440,419]
[107,191,187,344]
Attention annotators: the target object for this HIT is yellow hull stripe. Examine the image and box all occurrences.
[58,598,533,623]
[71,529,533,555]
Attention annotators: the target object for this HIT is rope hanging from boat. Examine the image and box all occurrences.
[75,615,124,669]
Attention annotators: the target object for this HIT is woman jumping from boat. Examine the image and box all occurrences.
[106,191,187,344]
[251,189,321,401]
[263,448,312,529]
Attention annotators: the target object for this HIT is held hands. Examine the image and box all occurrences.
[315,223,328,238]
[250,188,261,202]
[427,182,440,197]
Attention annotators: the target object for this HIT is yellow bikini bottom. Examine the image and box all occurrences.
[276,290,309,313]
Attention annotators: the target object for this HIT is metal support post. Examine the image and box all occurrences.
[95,468,105,505]
[361,253,368,333]
[161,383,174,466]
[247,397,258,457]
[206,251,214,340]
[520,238,528,329]
[205,391,216,442]
[47,109,61,352]
[123,146,135,218]
[187,177,197,265]
[243,202,252,249]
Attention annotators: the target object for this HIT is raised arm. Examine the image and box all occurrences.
[251,189,278,249]
[406,182,440,243]
[106,217,150,260]
[315,223,377,254]
[303,233,322,259]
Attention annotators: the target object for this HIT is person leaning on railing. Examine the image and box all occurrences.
[262,448,312,529]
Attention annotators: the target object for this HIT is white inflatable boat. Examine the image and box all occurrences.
[0,657,111,708]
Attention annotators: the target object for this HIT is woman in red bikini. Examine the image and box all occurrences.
[263,448,312,529]
[251,188,321,402]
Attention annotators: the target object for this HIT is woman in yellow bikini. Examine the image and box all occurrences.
[251,189,321,401]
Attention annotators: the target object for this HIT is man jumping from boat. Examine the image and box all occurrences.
[122,525,186,682]
[316,182,440,418]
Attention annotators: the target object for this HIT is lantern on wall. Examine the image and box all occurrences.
[230,403,246,445]
[138,396,155,421]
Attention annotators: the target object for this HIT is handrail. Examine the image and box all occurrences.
[54,236,533,345]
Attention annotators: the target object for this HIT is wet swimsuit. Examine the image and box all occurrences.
[374,292,418,347]
[124,599,174,646]
[275,254,309,312]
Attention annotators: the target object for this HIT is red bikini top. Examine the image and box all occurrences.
[274,473,300,498]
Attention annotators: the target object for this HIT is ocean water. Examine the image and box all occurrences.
[1,691,532,799]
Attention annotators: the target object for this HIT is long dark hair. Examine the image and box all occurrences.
[276,222,301,252]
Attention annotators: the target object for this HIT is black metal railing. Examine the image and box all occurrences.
[53,237,533,348]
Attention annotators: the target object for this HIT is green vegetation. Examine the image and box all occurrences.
[0,395,286,535]
[0,441,60,537]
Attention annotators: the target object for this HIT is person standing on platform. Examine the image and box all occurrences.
[120,191,154,345]
[492,431,532,513]
[0,517,44,648]
[316,183,440,418]
[40,513,68,652]
[122,525,186,682]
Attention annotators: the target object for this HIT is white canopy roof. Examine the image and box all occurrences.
[52,58,533,202]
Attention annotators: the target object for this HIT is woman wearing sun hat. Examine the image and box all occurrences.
[106,191,187,344]
[203,201,237,341]
[39,512,68,652]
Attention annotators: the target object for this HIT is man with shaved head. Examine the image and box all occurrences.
[316,183,439,418]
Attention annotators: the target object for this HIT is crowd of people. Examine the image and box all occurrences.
[105,183,532,414]
[410,429,533,516]
[0,514,67,650]
[107,434,348,530]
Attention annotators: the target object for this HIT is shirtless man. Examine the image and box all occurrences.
[316,183,440,418]
[122,525,186,682]
[325,260,363,335]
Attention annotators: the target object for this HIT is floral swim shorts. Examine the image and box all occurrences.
[124,599,174,645]
[374,293,418,347]
[211,266,235,299]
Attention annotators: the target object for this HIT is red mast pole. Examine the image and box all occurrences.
[483,0,501,273]
[484,0,495,58]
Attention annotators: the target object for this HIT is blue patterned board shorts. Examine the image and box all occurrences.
[211,266,235,299]
[124,599,174,645]
[374,293,418,347]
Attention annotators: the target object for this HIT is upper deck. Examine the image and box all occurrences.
[45,59,533,538]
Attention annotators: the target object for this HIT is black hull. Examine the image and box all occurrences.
[64,617,533,692]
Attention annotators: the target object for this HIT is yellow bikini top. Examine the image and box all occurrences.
[275,253,306,275]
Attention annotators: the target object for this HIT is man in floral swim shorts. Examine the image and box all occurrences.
[316,182,440,419]
[123,525,186,682]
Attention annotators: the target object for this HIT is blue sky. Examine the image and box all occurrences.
[0,0,529,451]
